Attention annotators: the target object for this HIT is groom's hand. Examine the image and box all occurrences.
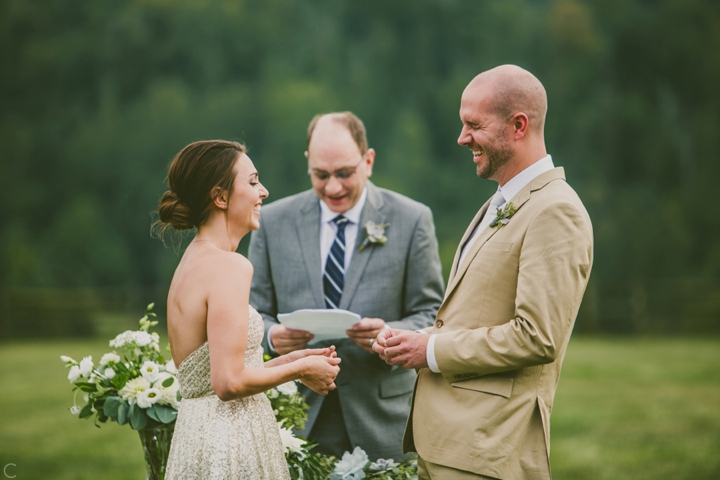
[346,318,386,353]
[270,325,314,355]
[378,331,429,369]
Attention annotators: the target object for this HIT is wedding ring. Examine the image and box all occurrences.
[368,338,375,347]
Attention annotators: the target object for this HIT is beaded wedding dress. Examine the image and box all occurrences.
[165,306,290,479]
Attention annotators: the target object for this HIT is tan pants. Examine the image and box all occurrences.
[418,457,500,480]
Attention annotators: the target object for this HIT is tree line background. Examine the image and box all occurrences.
[1,0,719,339]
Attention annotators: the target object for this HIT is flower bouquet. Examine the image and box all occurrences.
[60,304,179,480]
[265,373,418,479]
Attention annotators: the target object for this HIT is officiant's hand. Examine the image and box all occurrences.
[374,330,429,369]
[270,325,315,355]
[346,318,386,353]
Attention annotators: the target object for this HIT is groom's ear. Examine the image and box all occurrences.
[512,112,530,140]
[210,186,228,210]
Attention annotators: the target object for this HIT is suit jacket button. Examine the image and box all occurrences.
[435,319,444,328]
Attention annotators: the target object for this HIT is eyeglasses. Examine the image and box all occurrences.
[308,157,365,182]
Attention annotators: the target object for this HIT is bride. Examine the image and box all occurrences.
[155,140,341,479]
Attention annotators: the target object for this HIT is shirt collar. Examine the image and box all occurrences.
[499,155,554,203]
[319,187,368,225]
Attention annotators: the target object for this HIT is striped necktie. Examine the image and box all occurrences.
[323,216,350,309]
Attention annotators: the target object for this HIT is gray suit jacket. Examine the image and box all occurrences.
[248,181,444,461]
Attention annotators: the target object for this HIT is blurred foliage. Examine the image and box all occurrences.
[1,0,719,336]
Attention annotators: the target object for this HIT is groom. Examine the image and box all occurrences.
[248,111,444,461]
[375,65,594,479]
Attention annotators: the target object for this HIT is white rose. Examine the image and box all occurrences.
[331,446,369,480]
[276,381,298,396]
[78,356,94,378]
[109,331,131,348]
[104,367,116,379]
[100,352,121,365]
[277,422,306,456]
[133,331,153,347]
[67,366,81,383]
[155,372,180,407]
[140,361,161,382]
[136,388,163,409]
[119,377,151,403]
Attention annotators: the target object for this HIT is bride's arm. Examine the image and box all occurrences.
[207,254,340,401]
[265,346,337,368]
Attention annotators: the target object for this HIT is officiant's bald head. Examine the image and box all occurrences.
[305,112,376,213]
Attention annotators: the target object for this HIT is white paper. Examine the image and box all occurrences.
[277,309,361,341]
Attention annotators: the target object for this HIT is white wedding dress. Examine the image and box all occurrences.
[165,306,290,479]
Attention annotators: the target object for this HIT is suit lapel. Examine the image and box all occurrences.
[339,183,385,310]
[444,168,566,301]
[296,193,325,309]
[447,198,492,291]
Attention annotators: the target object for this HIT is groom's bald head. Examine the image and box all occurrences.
[467,65,547,136]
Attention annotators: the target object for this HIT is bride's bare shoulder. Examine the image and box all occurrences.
[205,249,253,277]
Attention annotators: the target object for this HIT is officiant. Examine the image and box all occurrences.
[248,111,444,461]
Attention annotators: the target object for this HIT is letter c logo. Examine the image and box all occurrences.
[3,463,16,478]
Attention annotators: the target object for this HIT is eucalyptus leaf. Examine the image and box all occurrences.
[79,403,93,419]
[146,405,161,422]
[118,402,128,425]
[129,404,148,430]
[154,405,178,424]
[103,396,123,419]
[162,377,174,388]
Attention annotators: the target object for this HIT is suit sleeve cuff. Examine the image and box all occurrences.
[426,334,440,373]
[266,324,279,355]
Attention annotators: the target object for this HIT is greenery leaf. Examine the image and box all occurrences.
[78,403,93,419]
[162,377,174,388]
[154,405,178,424]
[129,404,148,430]
[117,402,129,425]
[75,382,98,393]
[103,396,123,419]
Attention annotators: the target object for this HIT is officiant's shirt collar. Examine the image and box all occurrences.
[320,186,367,225]
[499,155,554,203]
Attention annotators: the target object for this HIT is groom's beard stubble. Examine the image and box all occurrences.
[477,130,514,179]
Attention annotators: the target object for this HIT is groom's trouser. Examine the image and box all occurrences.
[307,389,352,458]
[418,457,500,480]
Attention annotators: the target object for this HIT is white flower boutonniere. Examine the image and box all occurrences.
[490,202,517,229]
[358,220,389,252]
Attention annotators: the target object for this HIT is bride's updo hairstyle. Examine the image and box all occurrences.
[155,140,246,237]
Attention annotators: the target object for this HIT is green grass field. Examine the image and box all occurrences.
[1,337,719,479]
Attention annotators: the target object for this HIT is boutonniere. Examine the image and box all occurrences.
[358,220,389,252]
[490,202,517,229]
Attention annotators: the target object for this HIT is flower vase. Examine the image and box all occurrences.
[138,425,174,480]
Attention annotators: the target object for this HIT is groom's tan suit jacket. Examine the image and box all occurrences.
[404,168,593,480]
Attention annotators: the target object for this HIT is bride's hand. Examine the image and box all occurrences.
[267,346,337,367]
[298,355,341,396]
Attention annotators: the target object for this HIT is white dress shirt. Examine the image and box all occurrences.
[425,155,555,373]
[267,187,368,351]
